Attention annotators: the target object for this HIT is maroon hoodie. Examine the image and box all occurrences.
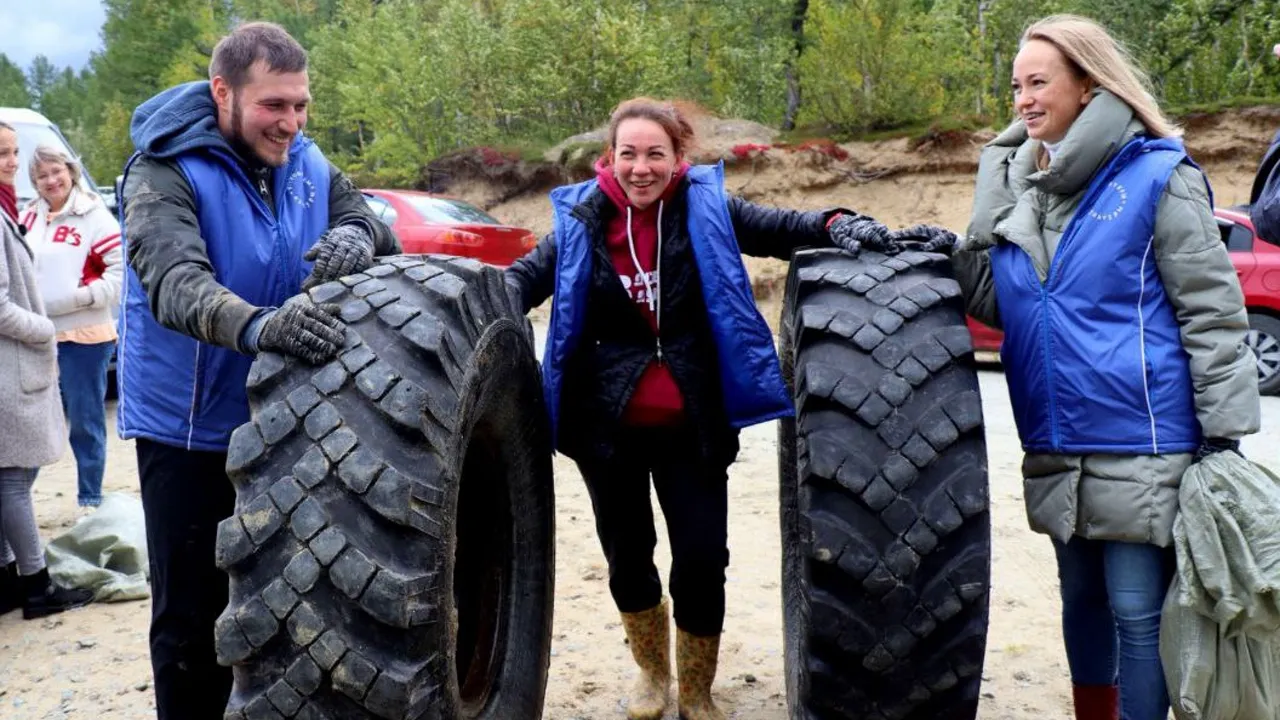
[594,157,689,426]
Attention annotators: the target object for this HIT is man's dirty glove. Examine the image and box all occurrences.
[303,223,375,289]
[1194,437,1242,463]
[889,224,961,256]
[246,296,346,365]
[828,214,897,256]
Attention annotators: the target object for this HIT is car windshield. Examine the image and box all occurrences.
[8,121,94,205]
[405,195,501,225]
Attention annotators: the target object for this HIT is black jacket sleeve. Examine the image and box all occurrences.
[326,163,401,255]
[728,195,848,260]
[1250,130,1280,245]
[122,155,261,352]
[503,233,556,313]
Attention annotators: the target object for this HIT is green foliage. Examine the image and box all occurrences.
[0,55,32,107]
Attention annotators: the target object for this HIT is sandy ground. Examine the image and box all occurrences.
[5,347,1280,719]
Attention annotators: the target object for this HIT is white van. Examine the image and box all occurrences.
[0,107,99,207]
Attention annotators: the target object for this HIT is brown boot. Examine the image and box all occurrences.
[676,628,725,720]
[619,599,671,720]
[1072,685,1119,720]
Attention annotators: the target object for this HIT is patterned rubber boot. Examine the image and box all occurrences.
[619,599,671,720]
[676,628,726,720]
[1072,685,1120,720]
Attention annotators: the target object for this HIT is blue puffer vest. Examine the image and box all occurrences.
[543,162,792,443]
[117,137,330,451]
[991,136,1201,455]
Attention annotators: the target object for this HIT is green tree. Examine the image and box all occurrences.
[0,55,32,107]
[799,0,950,131]
[26,55,60,112]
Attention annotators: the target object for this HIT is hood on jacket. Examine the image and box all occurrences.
[966,89,1143,252]
[593,156,690,213]
[131,81,233,160]
[1031,89,1137,196]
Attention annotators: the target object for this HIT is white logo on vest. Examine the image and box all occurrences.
[1088,181,1127,222]
[287,170,317,208]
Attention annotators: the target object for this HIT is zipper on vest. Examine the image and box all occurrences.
[1039,283,1061,450]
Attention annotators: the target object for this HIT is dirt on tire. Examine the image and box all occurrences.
[778,248,991,719]
[213,256,555,720]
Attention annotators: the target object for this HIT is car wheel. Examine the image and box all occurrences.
[1246,313,1280,396]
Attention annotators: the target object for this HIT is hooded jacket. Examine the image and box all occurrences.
[595,157,688,425]
[1250,129,1280,244]
[954,90,1259,546]
[506,162,847,465]
[21,187,123,336]
[117,81,398,451]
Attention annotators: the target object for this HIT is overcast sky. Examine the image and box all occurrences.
[1,0,106,72]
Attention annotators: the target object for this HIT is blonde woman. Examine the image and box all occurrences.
[20,145,122,512]
[900,15,1261,720]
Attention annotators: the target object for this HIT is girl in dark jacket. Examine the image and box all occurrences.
[504,97,893,720]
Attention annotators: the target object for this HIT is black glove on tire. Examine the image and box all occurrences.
[256,296,346,365]
[1194,437,1242,463]
[303,224,375,289]
[828,214,896,256]
[889,224,961,256]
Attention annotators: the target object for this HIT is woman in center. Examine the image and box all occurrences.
[505,97,892,720]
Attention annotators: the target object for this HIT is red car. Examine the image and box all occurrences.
[362,189,538,267]
[966,207,1280,394]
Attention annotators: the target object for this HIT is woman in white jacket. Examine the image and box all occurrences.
[21,146,123,512]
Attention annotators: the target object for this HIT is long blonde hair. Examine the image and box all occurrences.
[1022,15,1180,138]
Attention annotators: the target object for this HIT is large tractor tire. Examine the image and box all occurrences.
[215,256,555,720]
[778,248,991,720]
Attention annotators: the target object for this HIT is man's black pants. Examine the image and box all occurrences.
[576,426,730,636]
[137,438,235,719]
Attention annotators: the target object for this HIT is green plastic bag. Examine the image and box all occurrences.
[45,492,150,603]
[1160,452,1280,720]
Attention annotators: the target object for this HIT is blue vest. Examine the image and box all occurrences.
[117,137,331,451]
[543,162,792,443]
[991,137,1201,455]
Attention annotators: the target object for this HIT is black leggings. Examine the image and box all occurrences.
[576,426,730,637]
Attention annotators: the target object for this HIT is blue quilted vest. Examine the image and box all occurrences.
[543,162,792,444]
[991,136,1201,455]
[117,137,331,451]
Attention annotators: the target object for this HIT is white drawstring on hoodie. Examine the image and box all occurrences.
[624,201,664,363]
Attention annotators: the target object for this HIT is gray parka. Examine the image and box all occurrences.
[0,211,66,469]
[953,90,1260,547]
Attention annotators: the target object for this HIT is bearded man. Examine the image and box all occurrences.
[118,21,398,718]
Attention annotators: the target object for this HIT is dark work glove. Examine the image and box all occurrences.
[889,224,961,256]
[303,224,375,289]
[1194,437,1242,463]
[828,214,897,256]
[250,296,346,365]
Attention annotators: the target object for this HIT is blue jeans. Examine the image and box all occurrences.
[1054,536,1176,720]
[57,340,114,507]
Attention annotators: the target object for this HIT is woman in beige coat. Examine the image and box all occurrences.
[0,198,94,619]
[890,15,1260,720]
